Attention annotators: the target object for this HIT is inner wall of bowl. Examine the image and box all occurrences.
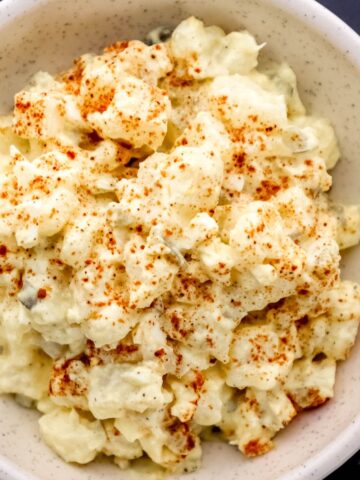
[0,1,359,480]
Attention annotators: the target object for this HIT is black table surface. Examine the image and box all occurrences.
[317,0,360,34]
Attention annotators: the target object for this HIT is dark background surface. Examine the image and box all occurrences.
[0,0,358,478]
[314,3,360,479]
[318,0,360,33]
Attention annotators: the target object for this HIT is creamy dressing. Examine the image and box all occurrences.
[0,16,359,474]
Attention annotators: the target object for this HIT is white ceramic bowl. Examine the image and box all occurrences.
[0,1,360,479]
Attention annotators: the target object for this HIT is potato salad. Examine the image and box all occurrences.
[0,17,360,474]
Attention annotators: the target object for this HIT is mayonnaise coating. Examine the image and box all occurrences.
[0,16,359,473]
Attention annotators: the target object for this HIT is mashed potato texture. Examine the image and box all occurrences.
[0,16,359,474]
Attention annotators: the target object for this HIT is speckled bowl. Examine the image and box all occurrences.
[0,0,360,479]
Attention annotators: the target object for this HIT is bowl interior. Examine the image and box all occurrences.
[0,1,360,479]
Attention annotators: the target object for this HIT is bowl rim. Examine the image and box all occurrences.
[0,0,359,479]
